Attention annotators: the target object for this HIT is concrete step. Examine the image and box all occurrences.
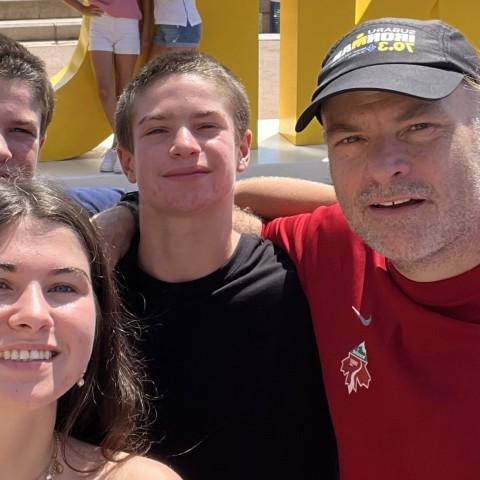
[0,17,81,42]
[22,40,77,77]
[0,0,80,20]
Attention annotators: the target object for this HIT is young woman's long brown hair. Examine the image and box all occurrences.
[0,176,149,467]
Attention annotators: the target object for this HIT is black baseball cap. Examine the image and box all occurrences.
[295,18,480,132]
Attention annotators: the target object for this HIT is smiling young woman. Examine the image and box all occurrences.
[0,176,180,479]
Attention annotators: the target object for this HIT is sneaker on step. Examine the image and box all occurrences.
[99,148,117,173]
[113,157,123,174]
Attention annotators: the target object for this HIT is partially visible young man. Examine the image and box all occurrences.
[0,34,53,176]
[0,32,127,213]
[109,51,338,479]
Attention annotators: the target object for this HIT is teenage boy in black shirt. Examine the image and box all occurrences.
[112,51,338,479]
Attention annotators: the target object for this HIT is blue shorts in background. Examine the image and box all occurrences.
[153,22,202,48]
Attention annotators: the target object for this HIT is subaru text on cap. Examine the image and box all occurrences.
[295,18,480,132]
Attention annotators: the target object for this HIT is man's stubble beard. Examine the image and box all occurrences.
[334,123,480,278]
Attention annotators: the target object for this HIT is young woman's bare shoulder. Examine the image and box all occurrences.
[62,438,180,480]
[103,455,182,480]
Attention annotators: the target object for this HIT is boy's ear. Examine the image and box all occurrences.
[237,129,252,173]
[117,145,137,184]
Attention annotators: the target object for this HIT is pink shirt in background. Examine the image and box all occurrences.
[90,0,142,20]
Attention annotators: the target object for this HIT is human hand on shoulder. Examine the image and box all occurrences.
[232,205,263,235]
[91,201,138,270]
[82,4,104,16]
[63,0,104,16]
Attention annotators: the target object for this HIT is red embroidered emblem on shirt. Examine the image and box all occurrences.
[340,341,372,394]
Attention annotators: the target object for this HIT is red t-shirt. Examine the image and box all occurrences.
[263,203,480,479]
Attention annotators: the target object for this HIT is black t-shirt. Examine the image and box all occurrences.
[117,234,338,479]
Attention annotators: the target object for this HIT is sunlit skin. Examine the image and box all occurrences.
[322,84,480,281]
[0,78,44,176]
[117,73,252,282]
[118,74,251,215]
[0,218,95,410]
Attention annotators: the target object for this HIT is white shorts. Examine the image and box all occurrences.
[89,14,140,55]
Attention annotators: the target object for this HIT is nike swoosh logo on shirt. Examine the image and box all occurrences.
[352,306,372,326]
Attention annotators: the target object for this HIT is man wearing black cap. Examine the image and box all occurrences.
[236,17,480,479]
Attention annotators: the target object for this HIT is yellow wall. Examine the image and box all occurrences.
[198,0,258,147]
[41,0,258,161]
[279,0,355,145]
[40,17,111,161]
[279,0,480,145]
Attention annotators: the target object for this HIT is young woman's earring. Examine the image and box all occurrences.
[77,373,85,388]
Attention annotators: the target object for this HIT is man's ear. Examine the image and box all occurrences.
[237,129,253,173]
[117,145,137,184]
[39,136,46,148]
